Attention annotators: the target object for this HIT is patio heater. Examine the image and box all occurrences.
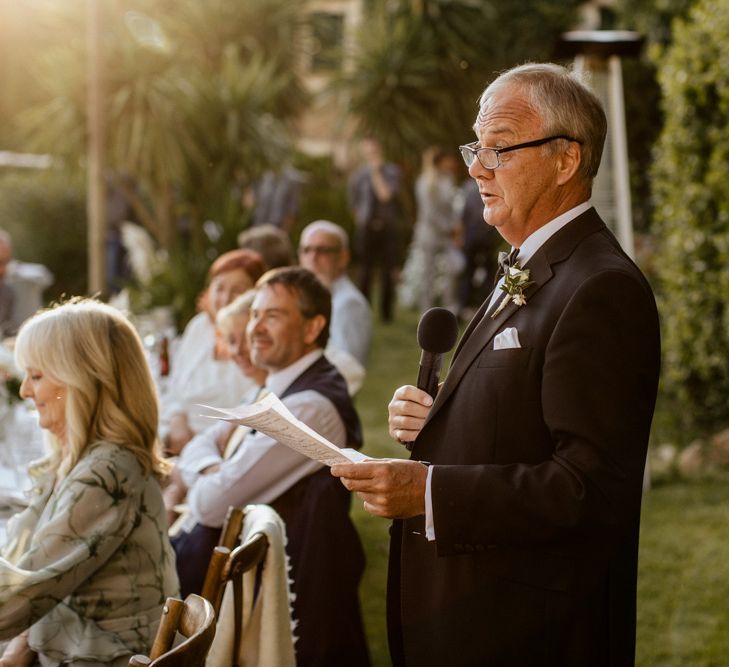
[555,30,644,259]
[557,31,651,490]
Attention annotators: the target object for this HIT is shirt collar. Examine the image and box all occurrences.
[265,348,324,396]
[514,201,592,265]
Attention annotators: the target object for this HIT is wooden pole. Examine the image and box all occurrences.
[86,0,106,296]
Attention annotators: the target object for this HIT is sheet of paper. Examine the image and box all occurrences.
[199,393,372,467]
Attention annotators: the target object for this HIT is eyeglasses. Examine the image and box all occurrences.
[299,245,341,256]
[458,135,581,171]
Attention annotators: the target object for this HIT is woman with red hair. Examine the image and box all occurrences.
[159,248,266,454]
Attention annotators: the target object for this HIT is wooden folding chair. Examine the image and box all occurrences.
[218,506,245,551]
[200,507,269,667]
[128,594,216,667]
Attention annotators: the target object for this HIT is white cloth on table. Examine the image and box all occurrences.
[159,311,256,437]
[178,350,345,528]
[205,504,295,667]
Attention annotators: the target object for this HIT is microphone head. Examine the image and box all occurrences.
[417,307,459,354]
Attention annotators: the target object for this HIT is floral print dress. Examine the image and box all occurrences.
[0,442,179,666]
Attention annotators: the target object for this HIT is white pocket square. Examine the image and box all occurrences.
[493,327,521,350]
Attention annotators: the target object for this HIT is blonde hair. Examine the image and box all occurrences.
[14,298,170,480]
[216,289,257,336]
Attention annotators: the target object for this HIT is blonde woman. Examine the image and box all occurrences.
[163,289,267,530]
[0,299,178,667]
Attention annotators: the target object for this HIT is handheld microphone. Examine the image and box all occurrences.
[416,305,458,396]
[406,308,458,451]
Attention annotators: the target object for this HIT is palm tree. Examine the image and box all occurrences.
[13,0,308,253]
[338,0,581,163]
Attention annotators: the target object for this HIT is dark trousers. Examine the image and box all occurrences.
[171,523,221,598]
[357,220,397,322]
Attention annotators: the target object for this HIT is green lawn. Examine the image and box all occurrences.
[353,305,729,666]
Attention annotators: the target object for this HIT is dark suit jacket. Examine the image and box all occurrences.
[388,208,661,667]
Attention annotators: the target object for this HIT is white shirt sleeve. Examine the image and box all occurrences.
[177,420,230,485]
[185,389,346,528]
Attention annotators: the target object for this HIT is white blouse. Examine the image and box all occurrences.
[158,312,256,437]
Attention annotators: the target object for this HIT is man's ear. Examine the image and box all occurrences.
[555,140,582,186]
[338,247,351,274]
[303,314,327,345]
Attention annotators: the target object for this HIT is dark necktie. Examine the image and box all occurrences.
[494,247,519,285]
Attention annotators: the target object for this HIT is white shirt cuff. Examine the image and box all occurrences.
[424,464,436,541]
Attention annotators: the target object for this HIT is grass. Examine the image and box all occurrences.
[352,304,729,666]
[637,478,729,667]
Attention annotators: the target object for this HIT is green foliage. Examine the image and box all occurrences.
[289,153,353,245]
[0,170,87,301]
[614,0,695,50]
[338,0,581,162]
[9,0,306,255]
[612,0,697,236]
[125,241,212,331]
[3,0,309,325]
[652,0,729,438]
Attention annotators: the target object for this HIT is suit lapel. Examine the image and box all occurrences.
[423,208,606,427]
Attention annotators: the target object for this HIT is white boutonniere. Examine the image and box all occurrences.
[491,263,534,319]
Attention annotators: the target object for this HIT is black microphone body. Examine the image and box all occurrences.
[417,349,444,400]
[406,307,459,451]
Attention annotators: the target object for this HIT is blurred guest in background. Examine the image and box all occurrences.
[348,138,401,323]
[238,223,295,270]
[0,229,54,339]
[248,165,306,233]
[399,147,463,314]
[159,248,266,455]
[456,178,501,319]
[0,298,178,667]
[298,220,371,394]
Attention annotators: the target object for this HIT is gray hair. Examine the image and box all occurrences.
[300,220,349,251]
[479,62,607,183]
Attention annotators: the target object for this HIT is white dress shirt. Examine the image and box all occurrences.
[178,349,346,528]
[425,201,593,540]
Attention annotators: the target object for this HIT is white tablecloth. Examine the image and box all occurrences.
[0,403,45,547]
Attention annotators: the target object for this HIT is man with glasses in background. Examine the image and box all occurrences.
[298,220,372,394]
[333,63,661,666]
